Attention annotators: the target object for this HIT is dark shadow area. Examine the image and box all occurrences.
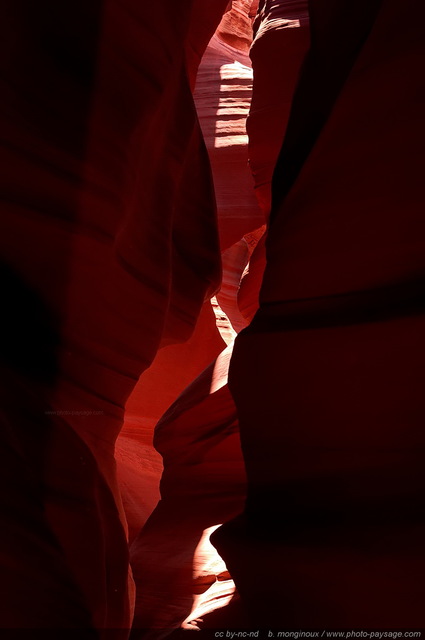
[0,262,60,384]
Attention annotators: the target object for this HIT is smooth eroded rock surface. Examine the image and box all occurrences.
[213,0,425,627]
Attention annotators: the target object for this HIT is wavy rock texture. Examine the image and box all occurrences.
[119,301,227,546]
[119,3,262,552]
[217,0,256,52]
[213,0,425,627]
[0,0,228,632]
[1,0,424,634]
[130,346,246,635]
[129,3,312,632]
[129,26,262,634]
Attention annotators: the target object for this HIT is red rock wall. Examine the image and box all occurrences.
[213,0,425,627]
[239,0,310,323]
[217,0,257,52]
[129,31,261,633]
[248,0,310,216]
[0,0,228,631]
[1,0,425,633]
[127,2,311,629]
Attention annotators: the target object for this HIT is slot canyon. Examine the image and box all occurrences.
[0,0,424,636]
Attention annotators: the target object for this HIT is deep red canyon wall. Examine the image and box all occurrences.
[0,0,228,631]
[1,0,425,634]
[213,0,425,628]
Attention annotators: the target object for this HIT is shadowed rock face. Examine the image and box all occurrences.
[213,0,425,628]
[248,0,310,217]
[0,0,227,632]
[1,0,425,634]
[239,0,310,325]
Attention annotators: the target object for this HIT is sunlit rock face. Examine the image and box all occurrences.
[119,4,263,555]
[213,0,425,628]
[119,301,227,545]
[217,0,257,52]
[130,345,246,634]
[129,20,261,632]
[128,2,311,631]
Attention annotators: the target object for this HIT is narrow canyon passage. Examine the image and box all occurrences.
[0,0,424,636]
[126,17,262,633]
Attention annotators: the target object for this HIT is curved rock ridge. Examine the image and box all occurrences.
[128,31,261,633]
[120,300,227,544]
[128,2,313,629]
[121,24,261,550]
[248,0,310,216]
[128,2,313,632]
[216,0,258,52]
[130,344,246,634]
